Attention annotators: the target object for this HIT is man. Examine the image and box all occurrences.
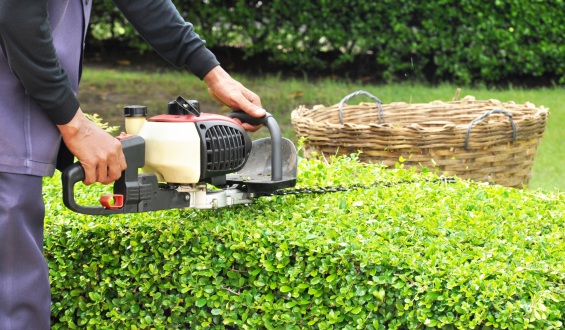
[0,0,265,328]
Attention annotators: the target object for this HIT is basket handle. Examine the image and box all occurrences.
[338,90,384,125]
[464,109,517,150]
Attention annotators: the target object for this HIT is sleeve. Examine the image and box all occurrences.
[0,0,80,125]
[112,0,220,79]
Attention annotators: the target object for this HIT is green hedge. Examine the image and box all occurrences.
[89,0,565,84]
[44,154,565,328]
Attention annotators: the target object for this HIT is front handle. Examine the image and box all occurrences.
[228,110,270,127]
[228,111,282,181]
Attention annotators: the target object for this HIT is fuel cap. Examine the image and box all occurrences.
[124,105,148,117]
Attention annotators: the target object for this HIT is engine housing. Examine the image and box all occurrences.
[125,110,251,184]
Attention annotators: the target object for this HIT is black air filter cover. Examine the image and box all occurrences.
[196,121,252,180]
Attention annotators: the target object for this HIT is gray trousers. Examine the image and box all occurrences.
[0,173,50,329]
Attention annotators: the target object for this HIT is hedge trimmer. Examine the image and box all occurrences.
[62,96,455,215]
[62,96,298,214]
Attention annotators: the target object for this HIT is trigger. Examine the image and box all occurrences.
[100,194,124,209]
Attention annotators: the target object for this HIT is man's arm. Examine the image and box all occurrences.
[0,0,126,184]
[113,0,267,128]
[0,0,79,125]
[112,0,220,79]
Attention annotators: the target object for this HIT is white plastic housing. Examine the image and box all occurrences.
[130,121,202,184]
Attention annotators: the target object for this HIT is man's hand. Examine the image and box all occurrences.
[57,109,127,185]
[203,66,266,132]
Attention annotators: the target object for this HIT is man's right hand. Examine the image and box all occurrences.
[57,109,127,185]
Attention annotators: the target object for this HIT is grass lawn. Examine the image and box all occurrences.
[79,65,564,192]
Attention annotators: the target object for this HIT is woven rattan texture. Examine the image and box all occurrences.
[291,95,549,188]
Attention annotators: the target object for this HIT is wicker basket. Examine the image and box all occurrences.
[291,90,549,188]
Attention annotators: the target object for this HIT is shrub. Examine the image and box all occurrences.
[44,154,565,328]
[88,0,565,84]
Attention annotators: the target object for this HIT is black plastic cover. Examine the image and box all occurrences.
[195,121,252,181]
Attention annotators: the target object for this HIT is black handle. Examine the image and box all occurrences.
[228,110,270,127]
[228,111,282,181]
[62,161,124,215]
[62,135,146,215]
[62,135,196,215]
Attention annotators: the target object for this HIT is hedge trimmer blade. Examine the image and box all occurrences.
[268,177,458,197]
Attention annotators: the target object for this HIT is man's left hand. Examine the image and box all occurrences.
[203,66,266,132]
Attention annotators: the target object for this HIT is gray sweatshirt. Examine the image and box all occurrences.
[0,0,219,176]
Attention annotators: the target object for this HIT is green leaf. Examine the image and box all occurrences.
[280,286,292,293]
[195,298,207,307]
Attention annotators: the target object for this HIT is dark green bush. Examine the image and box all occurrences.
[44,154,565,329]
[89,0,565,84]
